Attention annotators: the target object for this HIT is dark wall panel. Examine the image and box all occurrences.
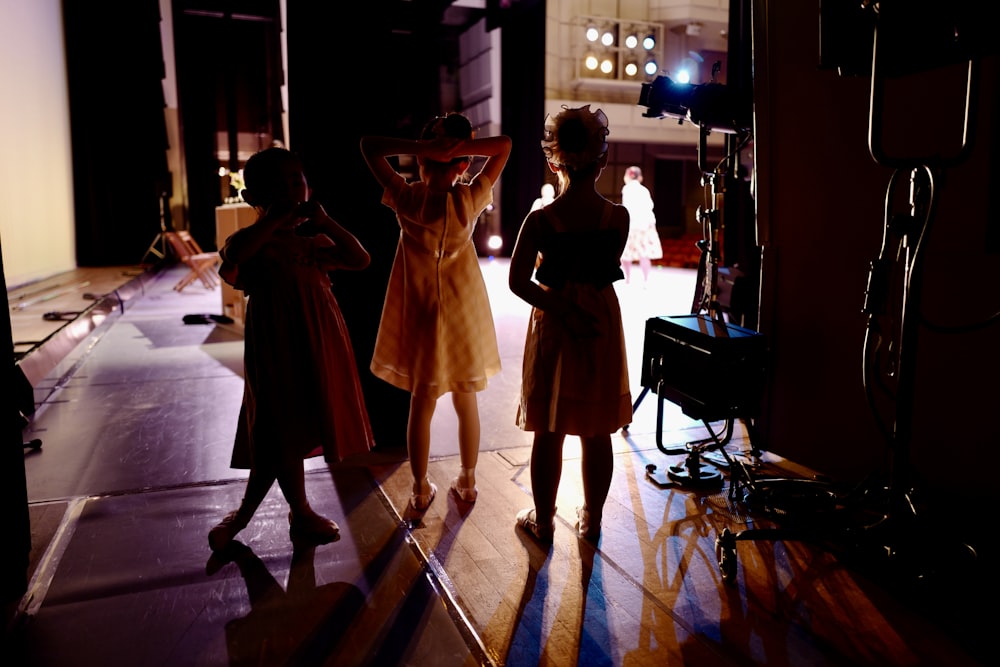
[497,1,546,253]
[755,0,1000,504]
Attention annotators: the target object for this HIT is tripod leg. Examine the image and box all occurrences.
[691,240,709,314]
[623,386,651,434]
[142,233,166,263]
[632,386,650,412]
[142,194,172,264]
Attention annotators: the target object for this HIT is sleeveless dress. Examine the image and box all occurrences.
[371,172,501,398]
[222,227,375,468]
[517,202,633,436]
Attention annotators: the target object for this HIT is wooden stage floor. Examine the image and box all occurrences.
[4,260,991,666]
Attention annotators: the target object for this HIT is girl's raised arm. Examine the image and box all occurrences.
[360,136,422,188]
[467,135,512,186]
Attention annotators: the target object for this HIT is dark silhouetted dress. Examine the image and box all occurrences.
[223,227,375,468]
[517,202,632,436]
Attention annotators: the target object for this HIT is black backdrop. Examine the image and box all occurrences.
[173,1,285,251]
[63,1,170,266]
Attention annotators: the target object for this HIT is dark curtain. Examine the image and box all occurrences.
[496,1,546,253]
[63,0,169,265]
[173,0,284,250]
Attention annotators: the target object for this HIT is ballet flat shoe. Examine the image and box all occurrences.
[515,508,555,544]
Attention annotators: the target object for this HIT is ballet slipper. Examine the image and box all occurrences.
[515,508,555,544]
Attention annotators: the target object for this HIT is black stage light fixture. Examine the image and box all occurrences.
[638,74,751,134]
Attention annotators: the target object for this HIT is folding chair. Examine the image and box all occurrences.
[164,230,221,291]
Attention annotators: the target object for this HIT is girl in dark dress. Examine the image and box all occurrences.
[208,147,375,551]
[508,106,632,544]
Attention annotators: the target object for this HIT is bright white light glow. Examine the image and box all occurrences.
[601,31,614,46]
[487,235,503,251]
[586,26,599,42]
[600,59,613,74]
[585,55,599,70]
[625,62,638,77]
[676,68,691,84]
[625,34,638,49]
[644,60,659,76]
[643,35,656,50]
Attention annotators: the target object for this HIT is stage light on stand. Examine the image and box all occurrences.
[638,73,752,134]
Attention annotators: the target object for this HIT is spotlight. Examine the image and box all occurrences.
[584,54,599,71]
[600,29,615,47]
[643,34,656,50]
[585,25,599,42]
[487,235,503,251]
[625,33,639,49]
[644,58,659,76]
[625,60,639,77]
[638,74,752,134]
[676,68,691,84]
[600,58,614,74]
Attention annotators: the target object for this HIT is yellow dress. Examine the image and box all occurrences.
[371,172,501,398]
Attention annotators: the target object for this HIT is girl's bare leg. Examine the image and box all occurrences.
[449,391,481,499]
[452,391,480,469]
[639,257,652,283]
[408,393,437,495]
[579,434,613,527]
[208,462,276,551]
[277,457,339,540]
[530,431,565,523]
[276,457,309,516]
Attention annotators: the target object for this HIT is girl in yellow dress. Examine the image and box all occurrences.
[361,114,512,511]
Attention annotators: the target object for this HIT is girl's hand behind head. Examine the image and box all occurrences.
[424,136,464,164]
